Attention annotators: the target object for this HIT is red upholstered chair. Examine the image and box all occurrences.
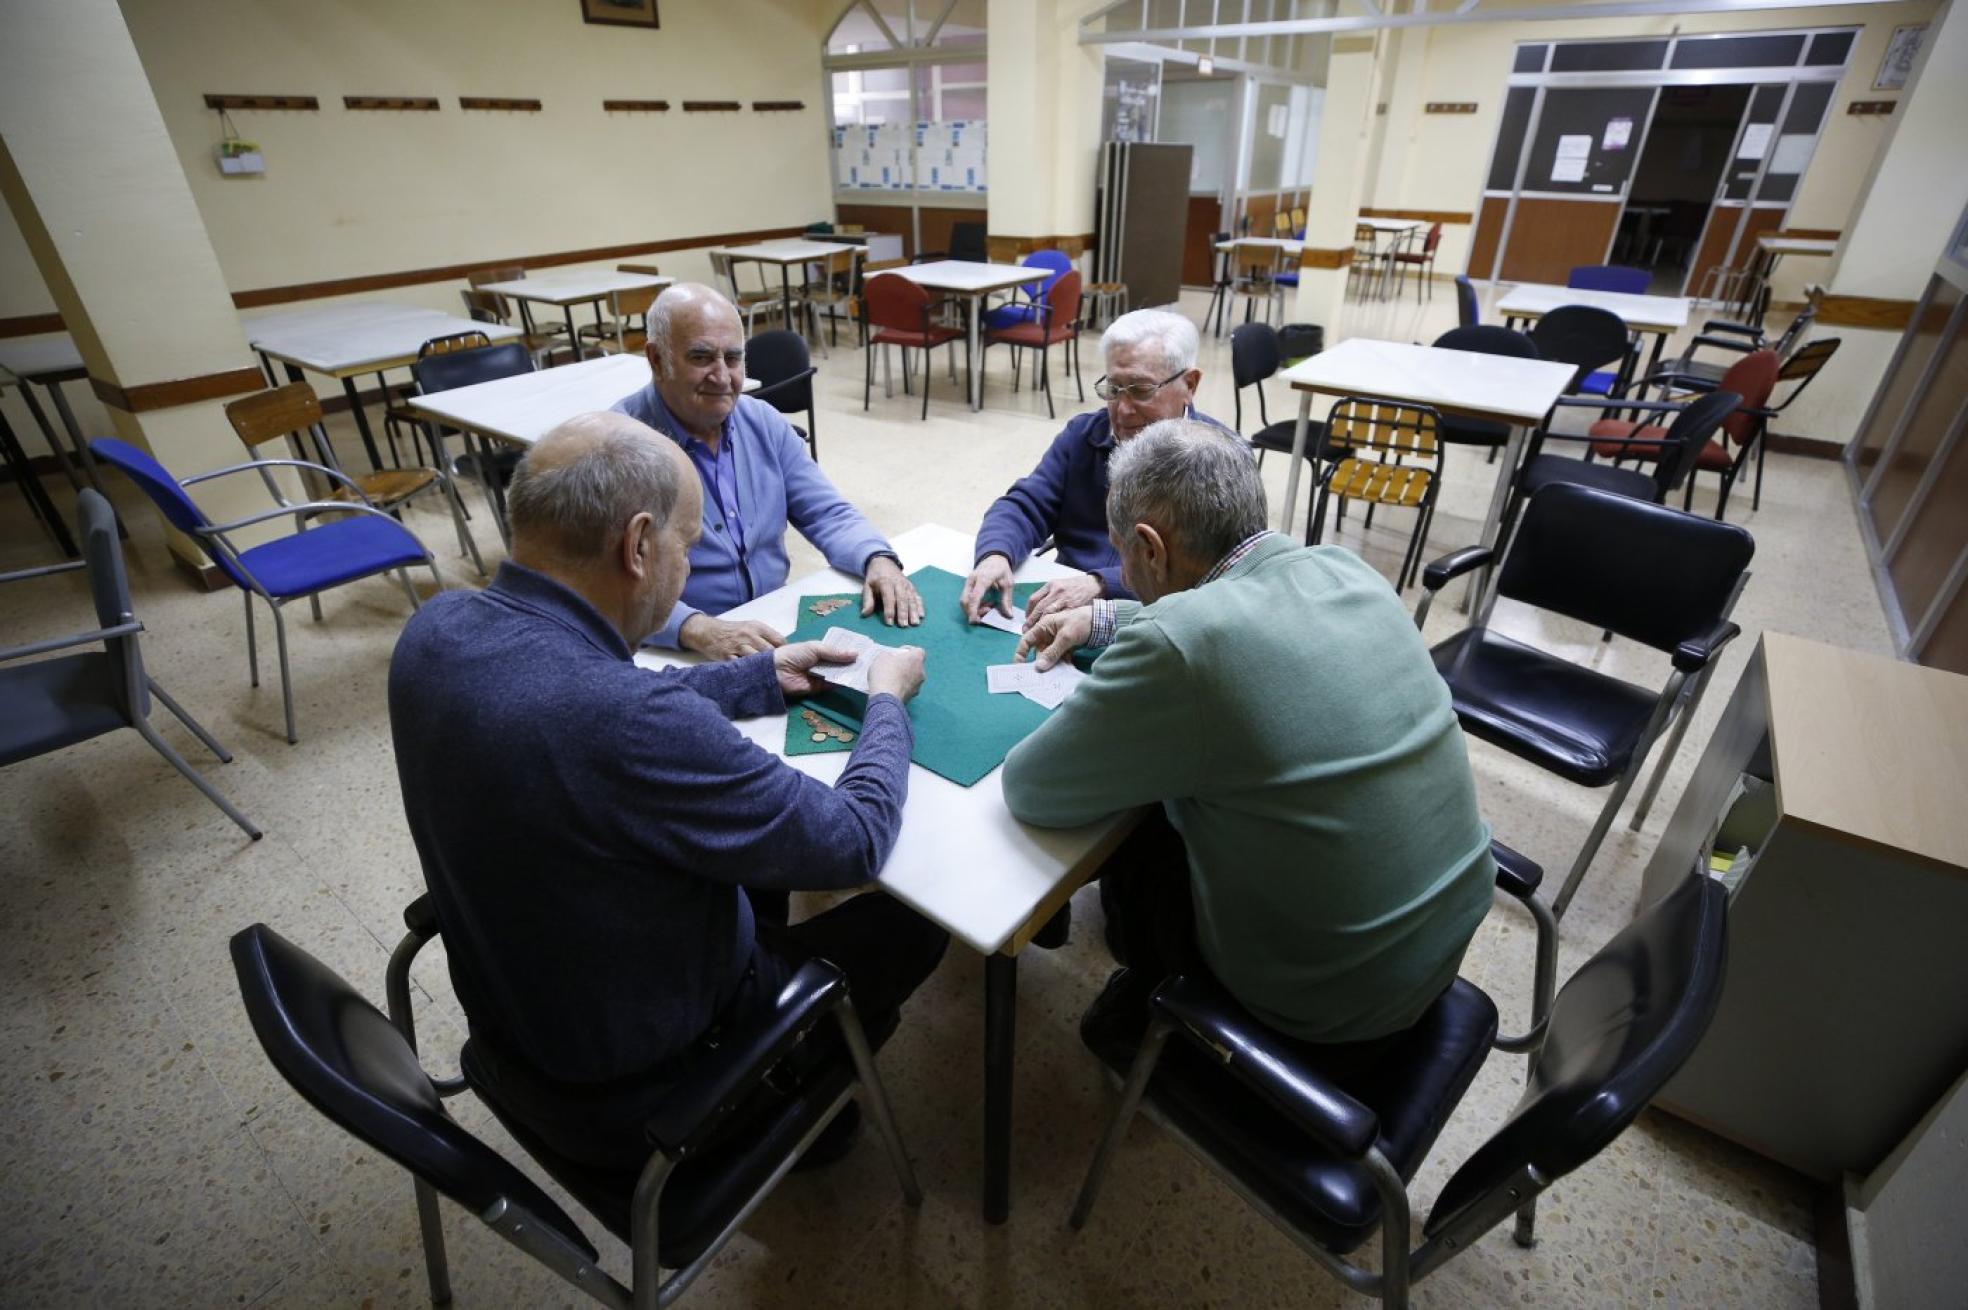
[983,269,1084,420]
[1391,222,1442,301]
[1589,349,1778,520]
[862,273,965,421]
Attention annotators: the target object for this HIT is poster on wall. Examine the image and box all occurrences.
[1737,123,1773,161]
[832,122,913,190]
[1552,133,1591,183]
[1603,117,1633,151]
[1101,55,1162,142]
[918,120,987,192]
[1875,24,1927,90]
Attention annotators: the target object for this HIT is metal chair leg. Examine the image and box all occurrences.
[438,471,484,576]
[413,1179,454,1306]
[1551,673,1687,918]
[270,601,298,745]
[131,713,261,839]
[398,568,422,611]
[147,677,232,763]
[243,590,260,688]
[1069,1022,1171,1230]
[837,998,922,1207]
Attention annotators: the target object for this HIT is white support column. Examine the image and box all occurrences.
[1291,34,1380,331]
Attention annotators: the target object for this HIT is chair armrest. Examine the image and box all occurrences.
[1151,974,1379,1160]
[1700,318,1765,341]
[0,621,143,665]
[202,499,416,536]
[1490,840,1543,902]
[1686,334,1755,356]
[642,959,848,1159]
[1551,396,1684,414]
[750,368,818,404]
[1534,430,1677,450]
[1672,619,1741,673]
[182,457,371,504]
[0,559,88,586]
[1421,546,1493,591]
[401,893,439,940]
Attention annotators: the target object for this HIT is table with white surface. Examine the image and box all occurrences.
[1357,218,1421,298]
[470,270,672,362]
[712,239,867,335]
[636,523,1138,1223]
[1495,282,1692,382]
[1277,338,1577,602]
[1753,234,1838,288]
[889,261,1050,410]
[244,302,521,472]
[0,335,88,556]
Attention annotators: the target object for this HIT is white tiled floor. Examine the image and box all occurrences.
[0,280,1887,1307]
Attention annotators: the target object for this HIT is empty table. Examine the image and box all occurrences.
[1495,282,1692,382]
[888,261,1050,410]
[470,270,672,362]
[0,335,96,493]
[712,239,867,334]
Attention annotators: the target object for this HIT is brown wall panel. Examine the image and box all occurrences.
[1497,198,1619,285]
[830,204,986,262]
[1687,205,1786,304]
[1467,196,1509,280]
[1184,196,1223,286]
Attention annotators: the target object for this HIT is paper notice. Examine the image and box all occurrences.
[1738,123,1773,161]
[1603,117,1633,150]
[1552,134,1592,183]
[1768,133,1814,174]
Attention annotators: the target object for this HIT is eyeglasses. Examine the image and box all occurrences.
[1093,369,1187,404]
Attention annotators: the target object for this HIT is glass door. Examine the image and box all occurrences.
[1687,79,1836,311]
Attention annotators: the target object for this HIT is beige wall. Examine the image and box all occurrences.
[3,0,839,456]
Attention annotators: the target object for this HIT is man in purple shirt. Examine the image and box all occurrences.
[614,283,923,659]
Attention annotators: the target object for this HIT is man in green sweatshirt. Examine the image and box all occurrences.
[1001,420,1495,1050]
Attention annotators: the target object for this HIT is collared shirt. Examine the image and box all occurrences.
[1087,529,1276,649]
[611,384,894,647]
[387,561,915,1085]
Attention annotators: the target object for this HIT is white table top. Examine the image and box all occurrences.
[714,239,867,264]
[1216,237,1302,255]
[244,302,522,377]
[1284,337,1577,425]
[636,524,1128,956]
[1757,236,1838,256]
[1357,217,1421,233]
[472,271,672,306]
[407,352,758,445]
[889,261,1049,295]
[0,335,86,383]
[1494,283,1691,333]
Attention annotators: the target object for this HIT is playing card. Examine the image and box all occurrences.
[975,606,1027,635]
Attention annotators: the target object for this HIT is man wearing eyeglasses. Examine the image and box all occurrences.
[960,308,1225,627]
[615,282,924,659]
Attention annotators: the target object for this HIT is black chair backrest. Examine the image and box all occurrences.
[1774,337,1839,406]
[1213,231,1234,282]
[949,222,989,262]
[1230,322,1282,390]
[1455,275,1479,328]
[77,488,145,716]
[1528,305,1631,388]
[1772,303,1818,357]
[746,329,814,416]
[1431,325,1539,361]
[412,340,535,395]
[1423,872,1728,1238]
[1496,481,1754,655]
[229,923,602,1261]
[1648,389,1741,499]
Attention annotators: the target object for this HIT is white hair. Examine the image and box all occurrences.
[1106,419,1267,563]
[643,282,738,359]
[1100,308,1200,377]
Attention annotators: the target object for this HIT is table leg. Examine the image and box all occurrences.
[46,381,109,496]
[563,304,582,362]
[0,407,78,556]
[12,383,85,493]
[780,265,795,337]
[338,376,386,472]
[983,950,1017,1225]
[1463,419,1526,613]
[1276,391,1316,537]
[968,294,984,411]
[1642,328,1669,385]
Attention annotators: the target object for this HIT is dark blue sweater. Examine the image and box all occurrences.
[973,407,1227,598]
[388,563,913,1084]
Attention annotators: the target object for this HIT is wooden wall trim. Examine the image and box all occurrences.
[1778,228,1841,241]
[91,366,268,414]
[986,232,1099,261]
[1298,247,1355,270]
[1817,294,1916,330]
[1767,432,1846,461]
[1360,208,1473,225]
[0,312,66,340]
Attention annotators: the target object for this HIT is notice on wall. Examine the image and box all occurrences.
[1603,117,1634,151]
[1267,103,1288,138]
[1768,133,1814,175]
[1552,133,1592,183]
[1738,123,1774,161]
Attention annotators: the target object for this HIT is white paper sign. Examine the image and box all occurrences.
[1738,123,1773,161]
[1768,133,1815,174]
[1552,133,1591,183]
[1603,117,1633,150]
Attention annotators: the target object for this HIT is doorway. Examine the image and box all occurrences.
[1613,84,1752,294]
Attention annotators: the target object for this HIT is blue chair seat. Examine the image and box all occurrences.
[1431,627,1658,786]
[1275,272,1300,288]
[1578,370,1620,396]
[982,303,1039,330]
[236,516,432,599]
[0,653,126,766]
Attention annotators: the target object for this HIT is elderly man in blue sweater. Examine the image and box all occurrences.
[960,308,1224,628]
[389,412,946,1174]
[614,282,923,659]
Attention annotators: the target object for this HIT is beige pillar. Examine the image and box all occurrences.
[986,0,1105,257]
[0,0,271,576]
[1291,36,1379,331]
[1369,26,1428,211]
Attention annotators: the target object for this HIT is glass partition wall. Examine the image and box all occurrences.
[1472,28,1854,295]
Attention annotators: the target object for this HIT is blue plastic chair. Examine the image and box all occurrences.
[1567,265,1651,295]
[91,436,438,744]
[2,490,259,838]
[982,250,1074,331]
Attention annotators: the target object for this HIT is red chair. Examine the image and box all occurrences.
[1588,349,1778,520]
[1391,223,1442,301]
[862,273,965,420]
[983,270,1084,420]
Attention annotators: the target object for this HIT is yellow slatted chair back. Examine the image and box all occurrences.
[1323,399,1442,508]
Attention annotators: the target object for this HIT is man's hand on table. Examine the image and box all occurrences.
[773,640,860,697]
[1015,605,1093,672]
[960,554,1017,623]
[867,646,927,703]
[1023,572,1102,628]
[862,555,925,628]
[680,614,785,660]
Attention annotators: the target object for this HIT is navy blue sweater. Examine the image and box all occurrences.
[973,407,1227,598]
[388,562,913,1084]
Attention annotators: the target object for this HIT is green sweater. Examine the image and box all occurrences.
[1002,536,1495,1043]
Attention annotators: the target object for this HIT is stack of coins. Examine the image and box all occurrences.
[807,597,851,617]
[800,708,856,744]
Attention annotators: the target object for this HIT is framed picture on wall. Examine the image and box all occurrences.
[581,0,659,29]
[1873,24,1926,90]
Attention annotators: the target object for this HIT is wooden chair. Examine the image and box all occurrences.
[1273,210,1293,237]
[580,284,662,356]
[460,289,575,369]
[1230,242,1285,326]
[226,382,484,577]
[799,247,865,356]
[1307,398,1444,592]
[1391,223,1443,301]
[711,251,793,336]
[1291,206,1307,237]
[983,269,1084,420]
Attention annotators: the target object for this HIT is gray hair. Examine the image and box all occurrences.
[508,413,684,563]
[1100,308,1200,377]
[644,282,738,359]
[1106,419,1268,564]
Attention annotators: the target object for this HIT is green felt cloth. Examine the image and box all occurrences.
[782,568,1048,785]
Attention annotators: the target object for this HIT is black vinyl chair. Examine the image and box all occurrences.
[1528,304,1637,401]
[1429,326,1538,461]
[746,330,819,463]
[1072,854,1729,1310]
[949,221,990,263]
[1230,322,1327,482]
[413,340,536,546]
[1453,275,1479,329]
[1647,301,1817,395]
[231,897,922,1310]
[1203,232,1236,337]
[1415,482,1754,918]
[1,489,259,839]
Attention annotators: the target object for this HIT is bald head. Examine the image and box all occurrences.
[644,282,747,441]
[646,282,740,355]
[508,412,690,566]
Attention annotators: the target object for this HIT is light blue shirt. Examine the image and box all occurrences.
[611,385,894,648]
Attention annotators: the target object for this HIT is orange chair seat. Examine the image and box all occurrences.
[986,322,1074,348]
[1587,418,1668,461]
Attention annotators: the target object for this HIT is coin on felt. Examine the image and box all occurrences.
[811,732,828,742]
